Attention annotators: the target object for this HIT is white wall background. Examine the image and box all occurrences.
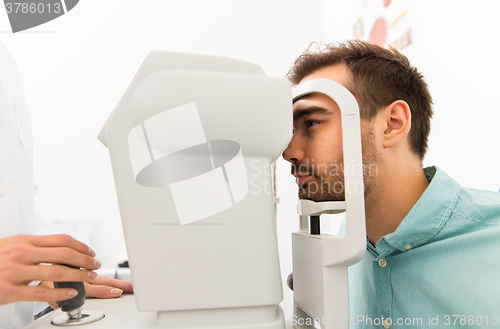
[1,0,499,324]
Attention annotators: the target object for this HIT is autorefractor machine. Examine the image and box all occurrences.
[25,51,366,329]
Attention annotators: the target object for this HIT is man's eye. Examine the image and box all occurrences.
[306,120,320,128]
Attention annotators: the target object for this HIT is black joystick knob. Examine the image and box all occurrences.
[51,265,105,326]
[53,265,86,317]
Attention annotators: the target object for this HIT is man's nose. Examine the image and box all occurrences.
[282,133,304,164]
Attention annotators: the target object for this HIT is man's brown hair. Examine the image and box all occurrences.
[287,40,433,161]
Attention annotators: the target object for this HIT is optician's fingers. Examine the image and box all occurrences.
[28,247,100,270]
[83,281,123,299]
[37,281,59,310]
[87,276,133,294]
[5,264,97,284]
[0,284,78,305]
[28,234,95,257]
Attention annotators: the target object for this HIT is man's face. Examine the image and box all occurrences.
[282,65,381,202]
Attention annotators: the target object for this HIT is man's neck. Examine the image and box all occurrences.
[364,161,430,246]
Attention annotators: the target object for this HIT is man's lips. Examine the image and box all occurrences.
[294,173,313,185]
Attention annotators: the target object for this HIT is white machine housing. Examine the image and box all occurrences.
[291,79,366,328]
[98,51,293,328]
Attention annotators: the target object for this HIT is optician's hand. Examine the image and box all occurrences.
[0,234,100,306]
[40,276,134,309]
[84,276,133,298]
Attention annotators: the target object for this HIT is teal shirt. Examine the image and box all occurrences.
[349,167,500,328]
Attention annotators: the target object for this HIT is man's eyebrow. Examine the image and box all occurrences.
[293,106,331,121]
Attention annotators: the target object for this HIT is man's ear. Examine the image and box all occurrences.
[379,100,411,149]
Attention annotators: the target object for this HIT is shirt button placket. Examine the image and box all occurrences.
[375,256,391,328]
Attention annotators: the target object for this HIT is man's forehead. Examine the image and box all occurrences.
[293,93,314,106]
[291,64,348,114]
[292,92,339,114]
[293,94,319,112]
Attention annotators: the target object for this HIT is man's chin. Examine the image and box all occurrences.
[297,177,346,202]
[298,192,345,202]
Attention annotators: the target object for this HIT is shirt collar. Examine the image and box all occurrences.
[375,166,462,256]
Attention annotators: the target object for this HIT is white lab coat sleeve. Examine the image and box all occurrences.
[0,41,36,329]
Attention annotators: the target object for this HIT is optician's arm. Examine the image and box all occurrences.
[0,234,99,306]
